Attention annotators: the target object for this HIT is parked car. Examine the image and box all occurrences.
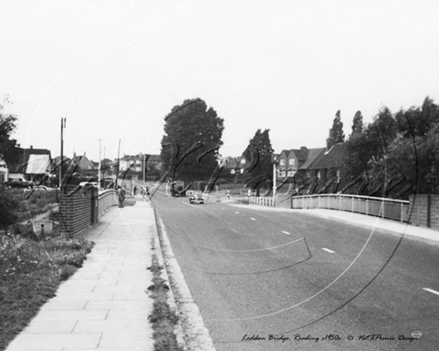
[32,185,54,191]
[4,178,34,189]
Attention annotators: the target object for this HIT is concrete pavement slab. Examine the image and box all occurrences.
[20,320,77,334]
[6,202,156,351]
[6,333,101,351]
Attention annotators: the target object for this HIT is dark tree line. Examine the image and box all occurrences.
[0,101,20,228]
[341,97,439,196]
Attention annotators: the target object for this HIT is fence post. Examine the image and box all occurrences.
[351,197,354,212]
[400,202,403,222]
[366,199,368,216]
[339,195,341,211]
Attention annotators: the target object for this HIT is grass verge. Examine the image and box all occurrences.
[0,225,94,351]
[147,239,183,351]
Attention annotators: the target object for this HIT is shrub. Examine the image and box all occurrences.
[0,186,19,229]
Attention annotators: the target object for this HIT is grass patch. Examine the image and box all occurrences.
[147,242,183,351]
[6,188,59,222]
[0,226,94,350]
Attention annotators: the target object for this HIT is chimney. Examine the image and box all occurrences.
[326,129,335,151]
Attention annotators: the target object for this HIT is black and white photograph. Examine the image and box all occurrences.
[0,1,438,350]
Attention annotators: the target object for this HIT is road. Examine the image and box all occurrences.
[148,184,438,351]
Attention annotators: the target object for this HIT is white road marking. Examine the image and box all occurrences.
[250,217,256,220]
[423,288,439,295]
[322,248,335,253]
[282,231,290,235]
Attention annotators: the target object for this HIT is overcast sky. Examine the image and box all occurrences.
[0,0,438,162]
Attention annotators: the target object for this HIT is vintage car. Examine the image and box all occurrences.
[4,178,34,189]
[189,192,204,204]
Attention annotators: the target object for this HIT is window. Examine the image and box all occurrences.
[280,159,285,166]
[289,158,295,165]
[287,171,295,177]
[279,171,286,177]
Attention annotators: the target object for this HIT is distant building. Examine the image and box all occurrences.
[305,142,347,181]
[222,156,248,175]
[115,154,162,179]
[276,147,324,179]
[274,131,347,194]
[66,154,97,179]
[6,146,52,183]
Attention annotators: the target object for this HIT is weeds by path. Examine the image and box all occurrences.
[147,240,183,351]
[0,226,94,351]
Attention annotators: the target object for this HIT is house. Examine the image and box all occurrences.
[114,154,162,180]
[116,154,162,173]
[305,135,346,182]
[222,156,248,175]
[69,154,97,177]
[276,147,323,179]
[6,146,52,183]
[147,155,162,171]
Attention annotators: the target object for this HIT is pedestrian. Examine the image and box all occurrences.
[134,185,137,195]
[118,186,125,208]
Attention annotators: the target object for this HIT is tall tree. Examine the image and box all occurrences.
[0,101,20,167]
[395,96,439,138]
[160,98,224,182]
[242,129,274,194]
[350,110,363,139]
[330,110,345,143]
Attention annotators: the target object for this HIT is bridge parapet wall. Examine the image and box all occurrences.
[59,185,98,236]
[59,186,119,236]
[290,194,409,222]
[98,189,118,219]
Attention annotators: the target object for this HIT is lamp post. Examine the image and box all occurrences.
[271,154,279,205]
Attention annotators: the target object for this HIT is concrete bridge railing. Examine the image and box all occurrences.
[98,189,119,219]
[291,194,409,222]
[249,196,275,207]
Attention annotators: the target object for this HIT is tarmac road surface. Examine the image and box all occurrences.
[150,188,438,351]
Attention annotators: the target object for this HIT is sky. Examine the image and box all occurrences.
[0,0,438,162]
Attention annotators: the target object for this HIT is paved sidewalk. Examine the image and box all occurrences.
[6,201,156,351]
[233,203,439,245]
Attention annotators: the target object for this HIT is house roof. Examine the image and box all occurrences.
[71,155,95,170]
[223,156,247,170]
[289,148,308,162]
[300,148,326,169]
[26,154,51,174]
[8,147,51,173]
[307,143,346,170]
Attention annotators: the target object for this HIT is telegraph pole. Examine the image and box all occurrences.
[98,139,103,188]
[59,118,66,187]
